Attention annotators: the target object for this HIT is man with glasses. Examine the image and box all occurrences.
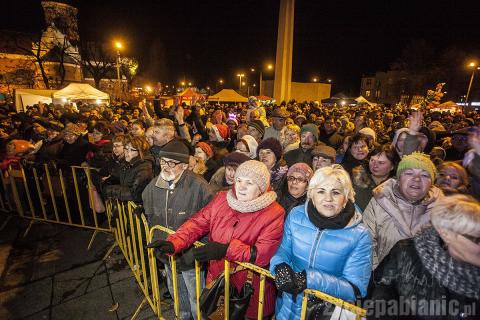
[142,139,214,320]
[149,119,176,176]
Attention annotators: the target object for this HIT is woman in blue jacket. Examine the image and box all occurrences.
[270,164,373,320]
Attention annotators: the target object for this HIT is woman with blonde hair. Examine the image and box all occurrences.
[270,164,372,319]
[283,124,301,153]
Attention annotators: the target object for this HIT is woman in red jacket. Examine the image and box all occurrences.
[149,160,285,319]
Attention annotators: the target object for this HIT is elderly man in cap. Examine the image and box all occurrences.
[143,139,214,320]
[263,107,290,145]
[247,119,265,143]
[284,123,320,167]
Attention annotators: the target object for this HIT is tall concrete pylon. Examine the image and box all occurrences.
[273,0,295,103]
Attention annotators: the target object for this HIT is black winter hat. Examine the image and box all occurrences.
[223,152,250,168]
[159,139,192,164]
[257,137,283,161]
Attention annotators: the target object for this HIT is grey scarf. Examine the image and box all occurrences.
[414,227,480,300]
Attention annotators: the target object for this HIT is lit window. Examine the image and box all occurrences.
[365,90,371,97]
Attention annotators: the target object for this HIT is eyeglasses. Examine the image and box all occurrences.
[461,233,480,245]
[160,158,181,168]
[124,147,138,152]
[287,176,308,184]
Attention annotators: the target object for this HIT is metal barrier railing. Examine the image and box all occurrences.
[0,163,112,249]
[0,163,366,320]
[109,200,366,320]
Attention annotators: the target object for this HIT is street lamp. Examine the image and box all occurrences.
[465,62,478,106]
[312,77,319,83]
[114,41,123,100]
[237,73,245,91]
[259,63,274,96]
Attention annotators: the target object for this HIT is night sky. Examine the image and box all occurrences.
[3,0,480,94]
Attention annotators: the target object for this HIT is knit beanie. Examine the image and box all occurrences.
[300,123,319,141]
[234,160,271,193]
[311,144,336,162]
[159,139,192,163]
[287,163,314,182]
[359,127,377,143]
[196,142,214,159]
[247,120,265,137]
[396,152,437,181]
[257,137,283,160]
[211,124,229,141]
[238,135,258,159]
[223,152,250,168]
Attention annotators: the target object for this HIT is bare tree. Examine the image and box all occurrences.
[76,41,115,88]
[6,31,52,89]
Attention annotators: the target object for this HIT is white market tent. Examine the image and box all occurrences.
[53,83,109,102]
[14,89,57,112]
[208,89,248,103]
[355,95,374,106]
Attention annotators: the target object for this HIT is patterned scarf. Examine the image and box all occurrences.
[414,227,480,300]
[226,189,277,213]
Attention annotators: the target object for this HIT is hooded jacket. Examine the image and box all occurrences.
[363,178,444,269]
[270,202,372,320]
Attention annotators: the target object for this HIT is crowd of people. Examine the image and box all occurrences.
[0,96,479,319]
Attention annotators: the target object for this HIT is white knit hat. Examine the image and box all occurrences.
[234,160,271,193]
[359,127,377,142]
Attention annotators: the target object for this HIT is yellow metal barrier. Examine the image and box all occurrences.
[123,203,367,320]
[0,163,112,249]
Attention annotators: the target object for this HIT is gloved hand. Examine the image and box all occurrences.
[274,263,297,294]
[293,270,307,293]
[146,240,175,254]
[193,242,228,262]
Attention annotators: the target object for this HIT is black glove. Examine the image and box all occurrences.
[274,264,307,300]
[146,240,175,254]
[193,241,228,262]
[293,270,307,293]
[274,263,297,294]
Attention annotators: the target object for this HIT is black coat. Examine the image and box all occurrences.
[104,155,153,203]
[57,135,89,168]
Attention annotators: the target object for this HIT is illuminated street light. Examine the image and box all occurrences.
[312,77,319,83]
[242,81,246,86]
[114,41,123,100]
[219,79,224,84]
[251,68,255,72]
[327,79,332,83]
[259,63,274,95]
[180,81,186,86]
[145,85,152,92]
[188,82,192,86]
[465,61,479,106]
[237,73,245,91]
[206,86,210,90]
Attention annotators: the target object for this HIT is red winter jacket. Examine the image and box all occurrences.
[167,191,285,318]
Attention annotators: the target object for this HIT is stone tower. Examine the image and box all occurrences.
[41,1,79,44]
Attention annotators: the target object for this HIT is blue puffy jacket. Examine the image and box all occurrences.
[270,202,373,320]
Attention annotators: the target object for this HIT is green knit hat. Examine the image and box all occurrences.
[396,152,436,181]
